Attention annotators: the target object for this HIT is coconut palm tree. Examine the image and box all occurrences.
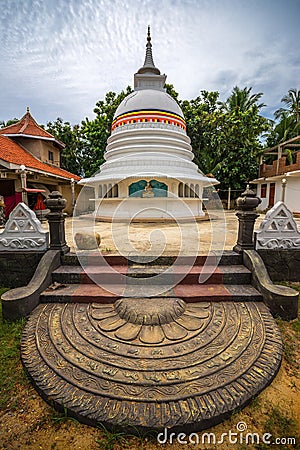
[274,88,300,123]
[221,86,265,113]
[266,115,300,147]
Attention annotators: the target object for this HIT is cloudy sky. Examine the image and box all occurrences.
[0,0,299,125]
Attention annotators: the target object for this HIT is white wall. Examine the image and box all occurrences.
[94,197,204,219]
[286,177,300,212]
[256,176,300,212]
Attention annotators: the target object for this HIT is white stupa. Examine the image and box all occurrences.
[80,27,218,221]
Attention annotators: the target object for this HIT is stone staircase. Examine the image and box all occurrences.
[40,251,262,304]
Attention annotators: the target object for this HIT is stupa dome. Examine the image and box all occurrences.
[79,26,219,221]
[112,27,185,132]
[114,90,184,119]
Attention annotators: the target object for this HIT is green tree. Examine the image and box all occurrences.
[166,84,224,176]
[46,118,83,175]
[207,87,268,190]
[216,108,268,189]
[265,115,299,148]
[80,86,133,177]
[266,89,300,148]
[221,86,265,113]
[165,83,180,101]
[181,90,222,174]
[179,89,268,191]
[0,118,19,128]
[274,88,300,123]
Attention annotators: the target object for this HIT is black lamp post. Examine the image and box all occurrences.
[233,185,261,253]
[45,191,70,254]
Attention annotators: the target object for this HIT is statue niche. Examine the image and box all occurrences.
[129,180,168,198]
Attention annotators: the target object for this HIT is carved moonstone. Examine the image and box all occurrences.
[255,201,300,250]
[0,202,49,252]
[21,299,282,432]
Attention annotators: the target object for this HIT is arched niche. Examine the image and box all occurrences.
[129,180,147,197]
[128,180,168,197]
[103,184,107,198]
[178,182,183,197]
[190,183,195,198]
[113,184,118,198]
[184,184,189,197]
[149,180,168,197]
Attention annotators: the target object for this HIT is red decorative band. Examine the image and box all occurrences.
[112,110,186,131]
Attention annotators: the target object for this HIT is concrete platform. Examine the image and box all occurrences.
[21,299,282,432]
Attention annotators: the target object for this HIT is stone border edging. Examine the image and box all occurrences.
[1,250,61,321]
[243,249,298,320]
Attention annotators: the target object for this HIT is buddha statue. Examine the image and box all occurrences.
[142,182,154,198]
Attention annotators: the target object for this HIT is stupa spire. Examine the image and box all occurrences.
[143,25,156,68]
[137,26,161,75]
[134,26,166,90]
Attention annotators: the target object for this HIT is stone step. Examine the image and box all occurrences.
[52,265,128,285]
[52,264,251,285]
[40,283,262,303]
[61,251,243,267]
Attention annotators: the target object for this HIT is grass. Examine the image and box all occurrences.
[0,289,29,410]
[276,283,300,373]
[94,423,156,449]
[264,406,298,436]
[49,405,79,425]
[248,396,262,412]
[290,284,300,335]
[254,406,300,450]
[95,425,128,450]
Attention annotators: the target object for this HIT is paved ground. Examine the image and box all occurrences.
[42,211,300,255]
[69,211,248,255]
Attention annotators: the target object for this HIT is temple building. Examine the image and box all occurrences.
[0,109,81,217]
[80,28,218,220]
[251,135,300,214]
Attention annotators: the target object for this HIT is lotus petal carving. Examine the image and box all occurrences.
[91,298,211,344]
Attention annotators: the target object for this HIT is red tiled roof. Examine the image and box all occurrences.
[0,108,65,148]
[0,135,81,181]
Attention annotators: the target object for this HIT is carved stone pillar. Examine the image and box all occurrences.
[45,191,69,254]
[233,186,261,253]
[19,164,28,205]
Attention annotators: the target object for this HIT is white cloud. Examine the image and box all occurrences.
[0,0,299,124]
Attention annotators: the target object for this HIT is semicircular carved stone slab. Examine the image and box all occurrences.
[21,299,282,432]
